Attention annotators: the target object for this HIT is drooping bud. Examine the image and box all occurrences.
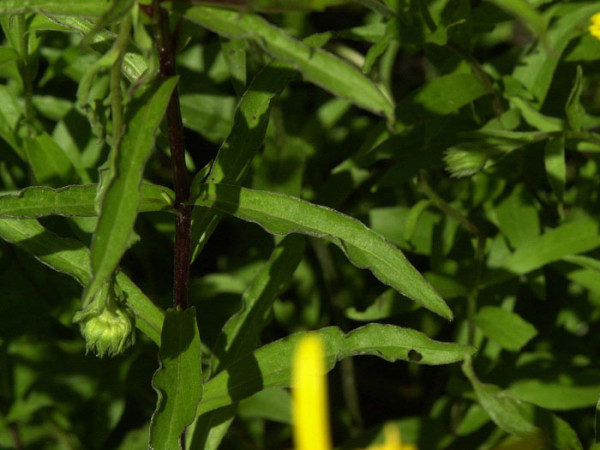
[444,146,489,178]
[74,280,135,358]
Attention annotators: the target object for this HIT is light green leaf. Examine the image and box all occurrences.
[509,373,600,410]
[495,184,540,249]
[544,134,566,202]
[179,93,235,143]
[190,62,295,261]
[150,308,203,450]
[180,6,394,120]
[198,325,474,415]
[500,220,600,275]
[186,406,236,450]
[0,0,110,17]
[513,4,600,106]
[566,65,585,132]
[188,0,348,11]
[191,183,452,319]
[85,78,177,305]
[0,184,176,218]
[0,85,23,159]
[485,0,546,37]
[475,307,537,352]
[0,218,164,343]
[25,132,74,185]
[212,235,305,373]
[463,357,582,449]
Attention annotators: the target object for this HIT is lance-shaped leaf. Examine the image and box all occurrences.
[0,218,164,343]
[212,235,306,373]
[0,184,176,218]
[180,6,394,120]
[0,0,111,17]
[181,0,349,12]
[150,307,203,450]
[190,62,296,261]
[190,183,452,319]
[197,324,474,415]
[463,357,582,449]
[84,78,177,306]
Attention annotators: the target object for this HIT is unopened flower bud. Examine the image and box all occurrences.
[74,281,135,358]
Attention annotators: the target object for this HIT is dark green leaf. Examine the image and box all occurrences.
[180,6,395,120]
[150,307,203,450]
[191,183,452,319]
[84,78,177,306]
[0,184,176,217]
[198,324,474,415]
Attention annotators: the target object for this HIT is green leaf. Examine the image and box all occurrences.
[485,0,546,37]
[186,406,236,450]
[0,218,164,343]
[0,0,111,17]
[475,307,537,352]
[0,184,175,218]
[25,132,74,185]
[84,78,177,306]
[198,324,474,415]
[187,0,349,11]
[180,6,395,121]
[566,65,585,132]
[191,183,452,319]
[512,4,600,106]
[179,93,235,143]
[211,235,305,373]
[396,73,488,123]
[509,373,600,410]
[0,85,23,159]
[190,62,295,261]
[500,220,600,275]
[150,307,203,450]
[495,184,540,249]
[463,357,582,449]
[544,134,566,202]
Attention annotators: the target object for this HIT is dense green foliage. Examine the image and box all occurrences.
[1,0,600,448]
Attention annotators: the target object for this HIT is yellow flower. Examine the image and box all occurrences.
[291,335,417,450]
[590,12,600,40]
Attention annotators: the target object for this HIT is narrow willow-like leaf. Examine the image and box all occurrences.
[463,357,582,449]
[85,78,177,306]
[475,307,537,352]
[0,218,164,343]
[0,184,175,218]
[178,0,348,12]
[190,183,452,319]
[190,62,295,261]
[150,307,203,450]
[0,0,110,17]
[212,235,305,373]
[180,6,395,120]
[186,405,236,450]
[197,324,474,415]
[0,85,23,159]
[35,16,148,82]
[544,134,566,202]
[500,220,600,275]
[485,0,546,37]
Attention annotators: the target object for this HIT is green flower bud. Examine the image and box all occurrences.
[444,146,489,178]
[74,281,135,358]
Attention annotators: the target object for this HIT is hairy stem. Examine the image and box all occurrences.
[153,2,191,313]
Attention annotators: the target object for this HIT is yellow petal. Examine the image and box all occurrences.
[292,335,332,450]
[590,12,600,40]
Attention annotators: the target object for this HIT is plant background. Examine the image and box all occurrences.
[1,0,600,449]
